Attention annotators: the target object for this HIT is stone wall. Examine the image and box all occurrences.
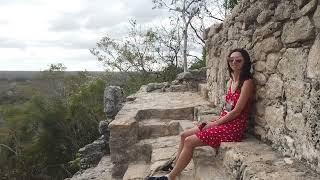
[204,0,320,172]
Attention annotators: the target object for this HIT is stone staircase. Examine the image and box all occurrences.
[119,83,320,180]
[69,83,320,180]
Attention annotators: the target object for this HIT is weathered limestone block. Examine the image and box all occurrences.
[255,115,267,127]
[227,25,240,40]
[254,61,266,72]
[242,4,262,24]
[253,21,281,40]
[109,118,138,177]
[256,86,266,100]
[166,84,188,92]
[313,6,320,28]
[284,80,306,112]
[274,0,295,21]
[253,36,282,58]
[257,10,274,24]
[207,23,223,38]
[285,109,305,135]
[298,0,318,17]
[307,34,320,79]
[281,16,315,44]
[277,48,308,80]
[104,86,124,119]
[254,125,267,140]
[253,72,267,85]
[264,105,285,133]
[198,83,209,99]
[265,74,283,100]
[295,0,310,8]
[176,72,193,80]
[266,53,281,74]
[145,82,169,92]
[255,100,266,117]
[99,120,109,135]
[189,68,207,81]
[78,139,106,169]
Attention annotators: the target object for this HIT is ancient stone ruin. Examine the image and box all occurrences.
[204,0,320,173]
[68,0,320,179]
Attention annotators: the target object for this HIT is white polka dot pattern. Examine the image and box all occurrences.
[196,84,250,148]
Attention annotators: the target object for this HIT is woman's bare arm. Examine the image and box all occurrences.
[205,79,254,128]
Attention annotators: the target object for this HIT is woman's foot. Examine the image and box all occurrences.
[161,157,175,172]
[147,175,169,180]
[161,162,174,172]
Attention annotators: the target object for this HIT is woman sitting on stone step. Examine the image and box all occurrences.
[148,48,254,180]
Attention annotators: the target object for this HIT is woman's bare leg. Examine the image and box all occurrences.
[169,135,205,180]
[175,126,199,163]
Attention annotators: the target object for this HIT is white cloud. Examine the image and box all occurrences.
[0,0,169,71]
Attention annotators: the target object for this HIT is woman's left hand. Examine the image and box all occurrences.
[203,121,218,130]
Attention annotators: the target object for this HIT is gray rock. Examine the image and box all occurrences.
[274,1,295,21]
[285,109,305,135]
[176,72,193,80]
[207,23,222,38]
[257,10,274,24]
[277,48,308,80]
[98,120,109,135]
[281,16,315,44]
[253,72,267,85]
[78,139,106,169]
[265,74,283,100]
[295,0,309,8]
[145,82,169,92]
[104,86,124,119]
[313,6,320,28]
[307,34,320,79]
[253,36,282,55]
[253,21,282,40]
[299,0,317,17]
[266,53,281,74]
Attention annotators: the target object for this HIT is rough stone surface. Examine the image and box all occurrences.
[253,72,267,85]
[274,0,295,21]
[78,139,106,170]
[281,16,315,44]
[307,34,320,79]
[108,92,210,178]
[314,6,320,28]
[265,74,283,100]
[277,48,308,80]
[104,86,124,119]
[266,53,280,74]
[298,0,318,17]
[206,0,320,173]
[67,156,115,180]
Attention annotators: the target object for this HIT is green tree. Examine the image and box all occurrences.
[90,20,159,73]
[0,71,106,179]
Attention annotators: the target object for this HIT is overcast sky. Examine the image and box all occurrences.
[0,0,168,71]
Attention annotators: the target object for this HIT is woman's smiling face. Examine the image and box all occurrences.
[228,51,244,72]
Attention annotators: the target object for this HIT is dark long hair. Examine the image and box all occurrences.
[227,48,252,90]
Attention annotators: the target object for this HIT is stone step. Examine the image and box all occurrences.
[138,119,180,140]
[198,83,209,100]
[193,147,229,180]
[218,136,320,180]
[123,162,150,180]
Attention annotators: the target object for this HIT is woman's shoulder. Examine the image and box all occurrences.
[241,78,254,90]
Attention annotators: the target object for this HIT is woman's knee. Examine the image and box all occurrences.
[180,127,198,140]
[184,136,198,148]
[180,131,188,140]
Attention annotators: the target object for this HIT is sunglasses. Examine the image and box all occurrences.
[227,58,243,64]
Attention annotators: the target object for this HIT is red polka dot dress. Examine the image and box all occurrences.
[196,81,251,148]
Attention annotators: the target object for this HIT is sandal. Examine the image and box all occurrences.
[161,162,173,171]
[160,157,175,171]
